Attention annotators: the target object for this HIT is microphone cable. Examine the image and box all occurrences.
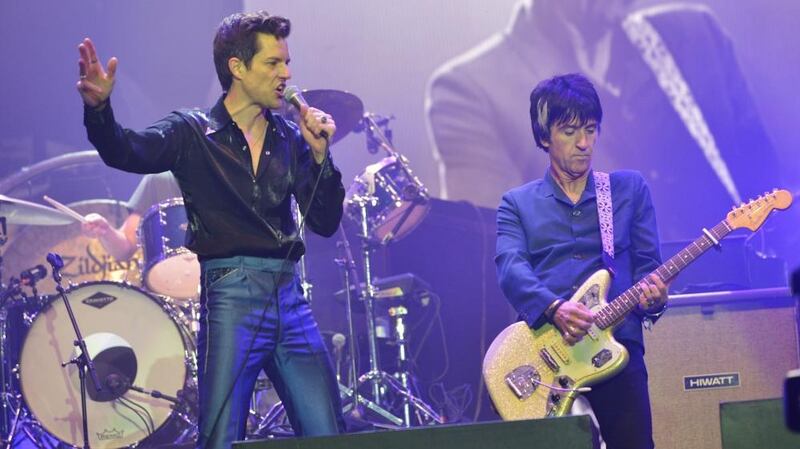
[203,131,335,447]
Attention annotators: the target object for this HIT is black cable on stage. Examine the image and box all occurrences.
[203,135,333,447]
[114,396,155,436]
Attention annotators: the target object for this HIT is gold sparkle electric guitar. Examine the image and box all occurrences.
[483,189,793,420]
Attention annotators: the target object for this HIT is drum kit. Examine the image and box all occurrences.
[0,89,440,449]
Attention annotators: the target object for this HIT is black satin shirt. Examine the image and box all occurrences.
[84,96,345,261]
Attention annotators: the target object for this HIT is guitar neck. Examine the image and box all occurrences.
[595,219,733,329]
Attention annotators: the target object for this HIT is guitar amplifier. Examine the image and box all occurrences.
[660,235,787,294]
[644,288,799,449]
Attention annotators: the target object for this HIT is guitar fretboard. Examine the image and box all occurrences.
[595,219,733,329]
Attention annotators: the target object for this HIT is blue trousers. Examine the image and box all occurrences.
[584,340,654,449]
[196,256,344,449]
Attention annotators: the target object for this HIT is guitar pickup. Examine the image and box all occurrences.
[550,343,571,364]
[539,348,560,372]
[592,349,612,368]
[504,365,540,400]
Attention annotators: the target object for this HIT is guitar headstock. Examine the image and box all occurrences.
[726,189,793,231]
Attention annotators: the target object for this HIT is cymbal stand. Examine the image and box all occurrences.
[350,194,383,402]
[348,195,443,427]
[0,218,11,439]
[335,224,362,392]
[333,224,401,426]
[362,113,428,202]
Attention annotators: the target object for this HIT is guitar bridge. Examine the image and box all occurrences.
[504,365,541,400]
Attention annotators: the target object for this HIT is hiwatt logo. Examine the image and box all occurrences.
[683,372,740,391]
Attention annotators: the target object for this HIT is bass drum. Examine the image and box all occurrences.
[19,281,195,449]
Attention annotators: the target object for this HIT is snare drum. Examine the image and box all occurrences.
[139,198,200,301]
[345,156,430,242]
[19,281,195,449]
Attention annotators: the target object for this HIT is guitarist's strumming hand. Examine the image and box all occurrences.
[553,302,594,346]
[636,273,669,314]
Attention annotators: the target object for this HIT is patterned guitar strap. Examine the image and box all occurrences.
[593,171,616,278]
[622,7,741,204]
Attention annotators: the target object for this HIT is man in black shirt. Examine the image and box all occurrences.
[78,11,345,448]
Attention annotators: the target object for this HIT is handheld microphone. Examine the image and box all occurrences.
[105,373,131,400]
[283,85,329,139]
[331,333,346,382]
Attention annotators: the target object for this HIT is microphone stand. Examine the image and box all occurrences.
[0,220,8,439]
[47,252,101,449]
[336,224,362,397]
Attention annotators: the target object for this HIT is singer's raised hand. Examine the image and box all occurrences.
[77,38,118,108]
[299,105,336,163]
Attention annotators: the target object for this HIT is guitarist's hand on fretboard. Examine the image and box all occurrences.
[553,301,594,345]
[635,273,669,313]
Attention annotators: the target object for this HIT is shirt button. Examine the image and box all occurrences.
[572,209,581,217]
[572,253,584,260]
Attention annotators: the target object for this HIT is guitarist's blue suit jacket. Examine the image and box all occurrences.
[496,168,662,348]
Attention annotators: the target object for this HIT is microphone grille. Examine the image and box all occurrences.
[283,85,302,102]
[332,333,346,348]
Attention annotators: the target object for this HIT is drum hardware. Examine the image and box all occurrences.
[46,252,102,449]
[246,374,293,439]
[0,216,62,448]
[338,203,444,428]
[332,224,405,426]
[358,113,394,154]
[138,198,199,302]
[0,227,9,441]
[346,112,430,244]
[19,280,196,448]
[0,217,6,245]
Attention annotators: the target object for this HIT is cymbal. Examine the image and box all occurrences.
[303,89,364,144]
[0,194,74,226]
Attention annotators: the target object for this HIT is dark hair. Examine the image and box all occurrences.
[213,11,291,91]
[529,73,602,151]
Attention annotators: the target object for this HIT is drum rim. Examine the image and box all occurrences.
[17,280,192,448]
[142,250,200,300]
[137,197,199,300]
[140,197,185,222]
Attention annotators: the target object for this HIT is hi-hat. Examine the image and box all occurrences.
[0,194,74,226]
[303,89,364,144]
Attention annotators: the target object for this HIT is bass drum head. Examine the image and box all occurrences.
[19,281,189,449]
[1,199,143,292]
